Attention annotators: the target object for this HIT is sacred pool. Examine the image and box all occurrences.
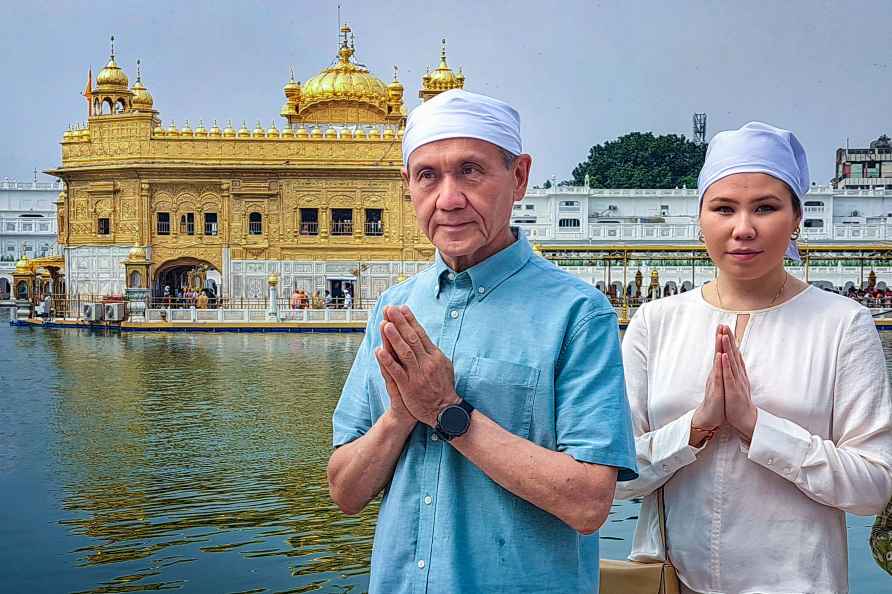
[1,324,889,593]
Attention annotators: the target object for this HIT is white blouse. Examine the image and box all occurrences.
[616,285,892,594]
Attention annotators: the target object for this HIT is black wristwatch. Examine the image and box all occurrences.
[434,399,475,441]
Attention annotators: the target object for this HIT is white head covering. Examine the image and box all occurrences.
[698,121,809,261]
[402,89,522,165]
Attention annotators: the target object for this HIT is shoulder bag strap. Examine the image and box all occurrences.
[657,487,671,564]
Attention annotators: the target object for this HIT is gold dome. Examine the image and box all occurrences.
[425,39,463,91]
[267,273,279,286]
[299,25,389,114]
[127,245,147,260]
[15,257,30,274]
[194,120,207,137]
[223,120,236,138]
[295,125,309,139]
[97,58,129,88]
[209,120,222,137]
[130,60,153,110]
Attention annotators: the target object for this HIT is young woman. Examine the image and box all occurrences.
[616,122,892,594]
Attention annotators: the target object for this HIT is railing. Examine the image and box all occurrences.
[249,221,263,235]
[204,222,218,236]
[331,221,353,235]
[364,222,384,236]
[157,220,170,234]
[179,221,195,235]
[299,222,319,236]
[0,179,63,190]
[0,219,58,234]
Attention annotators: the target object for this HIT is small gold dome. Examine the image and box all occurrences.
[252,121,265,138]
[267,121,280,137]
[281,125,294,138]
[369,126,382,140]
[237,121,250,138]
[388,66,404,100]
[181,120,193,136]
[96,57,129,88]
[267,273,279,286]
[424,39,463,91]
[324,127,338,140]
[166,121,180,137]
[130,62,153,110]
[310,126,323,139]
[209,120,222,137]
[127,245,147,260]
[295,125,309,139]
[153,122,164,136]
[223,120,236,138]
[353,127,366,140]
[283,68,301,98]
[194,120,207,137]
[15,257,30,274]
[383,126,395,140]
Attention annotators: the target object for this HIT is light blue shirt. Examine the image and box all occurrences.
[333,231,637,594]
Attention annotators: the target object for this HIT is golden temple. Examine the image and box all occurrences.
[42,28,466,305]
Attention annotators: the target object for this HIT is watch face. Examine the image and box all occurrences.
[440,405,470,435]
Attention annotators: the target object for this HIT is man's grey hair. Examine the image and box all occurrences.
[499,148,518,169]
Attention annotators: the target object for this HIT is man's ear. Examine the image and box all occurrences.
[512,154,533,201]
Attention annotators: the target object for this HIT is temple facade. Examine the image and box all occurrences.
[46,28,465,305]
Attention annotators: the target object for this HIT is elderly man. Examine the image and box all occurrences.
[327,89,637,593]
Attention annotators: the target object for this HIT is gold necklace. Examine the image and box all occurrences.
[715,272,789,311]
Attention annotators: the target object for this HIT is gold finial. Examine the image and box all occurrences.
[440,38,448,66]
[110,35,115,60]
[393,65,399,81]
[289,65,295,81]
[350,32,355,50]
[136,59,141,82]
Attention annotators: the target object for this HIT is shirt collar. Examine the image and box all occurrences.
[432,228,532,301]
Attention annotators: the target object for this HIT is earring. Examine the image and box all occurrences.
[791,229,800,240]
[697,230,704,242]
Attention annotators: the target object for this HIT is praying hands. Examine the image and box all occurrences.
[374,305,461,427]
[690,324,758,446]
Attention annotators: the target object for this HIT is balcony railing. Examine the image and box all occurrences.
[157,221,171,235]
[331,221,353,236]
[364,222,384,236]
[249,222,263,235]
[299,222,319,236]
[204,222,218,236]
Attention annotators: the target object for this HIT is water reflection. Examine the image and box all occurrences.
[39,331,374,593]
[1,327,890,593]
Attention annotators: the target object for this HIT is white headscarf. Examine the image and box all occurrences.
[698,121,809,262]
[402,89,522,165]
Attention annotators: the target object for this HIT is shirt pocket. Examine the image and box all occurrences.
[459,356,541,439]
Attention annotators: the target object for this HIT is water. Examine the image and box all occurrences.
[0,325,889,593]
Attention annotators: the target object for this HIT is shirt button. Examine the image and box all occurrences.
[424,495,433,505]
[431,433,439,441]
[450,310,459,319]
[447,273,455,281]
[478,287,486,294]
[417,560,426,569]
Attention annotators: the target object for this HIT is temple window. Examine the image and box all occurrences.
[157,212,170,235]
[300,208,319,236]
[179,212,195,235]
[331,209,353,236]
[98,217,110,235]
[204,212,218,236]
[249,212,263,235]
[364,208,384,236]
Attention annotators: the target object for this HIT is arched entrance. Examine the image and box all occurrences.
[154,258,220,305]
[0,276,10,300]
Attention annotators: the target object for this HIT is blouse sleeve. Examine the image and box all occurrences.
[746,307,892,515]
[614,306,705,500]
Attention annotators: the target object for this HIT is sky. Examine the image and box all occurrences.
[2,0,890,186]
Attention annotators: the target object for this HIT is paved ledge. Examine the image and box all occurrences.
[10,318,364,333]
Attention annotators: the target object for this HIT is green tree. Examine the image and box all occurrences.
[572,132,706,189]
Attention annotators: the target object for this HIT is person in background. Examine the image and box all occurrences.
[290,288,301,310]
[196,290,209,310]
[616,122,892,594]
